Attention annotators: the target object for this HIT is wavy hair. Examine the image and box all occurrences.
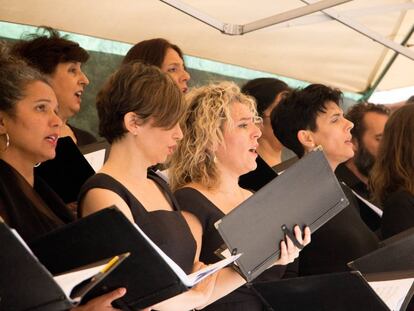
[168,81,257,191]
[370,104,414,203]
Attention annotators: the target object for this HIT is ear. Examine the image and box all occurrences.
[0,112,7,134]
[297,129,316,152]
[123,112,142,135]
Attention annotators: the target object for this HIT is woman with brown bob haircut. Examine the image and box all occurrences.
[80,63,275,310]
[370,104,414,239]
[123,38,190,93]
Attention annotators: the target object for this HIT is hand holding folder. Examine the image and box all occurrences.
[30,207,240,309]
[0,220,127,311]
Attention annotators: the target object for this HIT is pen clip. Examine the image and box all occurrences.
[281,224,304,250]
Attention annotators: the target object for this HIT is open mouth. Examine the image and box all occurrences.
[45,134,59,145]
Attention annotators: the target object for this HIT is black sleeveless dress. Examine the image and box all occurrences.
[175,187,286,311]
[79,170,196,274]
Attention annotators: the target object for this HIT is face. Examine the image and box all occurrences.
[1,81,61,165]
[161,48,190,93]
[360,112,388,158]
[308,101,354,169]
[136,119,183,166]
[215,102,262,177]
[49,62,89,120]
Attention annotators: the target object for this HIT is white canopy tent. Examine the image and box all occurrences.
[0,0,413,95]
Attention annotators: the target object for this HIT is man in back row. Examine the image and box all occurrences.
[335,102,390,232]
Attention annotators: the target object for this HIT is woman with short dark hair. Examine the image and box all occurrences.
[12,27,96,146]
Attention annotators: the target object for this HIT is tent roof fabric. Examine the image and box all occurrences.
[0,0,413,93]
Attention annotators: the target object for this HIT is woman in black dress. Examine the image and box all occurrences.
[271,84,379,275]
[0,43,126,311]
[370,104,414,239]
[168,81,311,310]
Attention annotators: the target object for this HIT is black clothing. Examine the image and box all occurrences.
[239,155,278,192]
[335,163,381,232]
[79,171,196,274]
[381,190,414,239]
[298,184,379,276]
[68,124,97,146]
[175,187,286,311]
[0,160,74,242]
[272,156,298,174]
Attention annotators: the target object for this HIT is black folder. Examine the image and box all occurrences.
[0,221,73,311]
[348,227,414,274]
[252,272,390,311]
[35,137,95,203]
[29,207,191,310]
[215,149,349,281]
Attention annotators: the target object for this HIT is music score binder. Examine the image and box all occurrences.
[35,136,95,203]
[252,272,391,311]
[0,221,126,311]
[29,207,237,310]
[348,227,414,274]
[215,149,349,282]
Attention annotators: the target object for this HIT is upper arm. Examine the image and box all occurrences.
[182,211,203,263]
[80,188,135,223]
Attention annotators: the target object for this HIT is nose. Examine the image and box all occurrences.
[181,68,190,83]
[345,118,354,132]
[173,123,183,141]
[51,110,63,128]
[252,123,262,139]
[79,70,89,86]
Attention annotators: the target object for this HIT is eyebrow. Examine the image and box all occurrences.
[238,117,253,122]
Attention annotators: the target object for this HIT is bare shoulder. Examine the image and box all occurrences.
[80,188,135,223]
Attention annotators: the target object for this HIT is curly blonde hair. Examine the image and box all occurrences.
[168,81,257,191]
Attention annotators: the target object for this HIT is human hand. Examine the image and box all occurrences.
[274,225,311,266]
[72,288,126,311]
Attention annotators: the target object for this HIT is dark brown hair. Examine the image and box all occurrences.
[122,38,184,68]
[96,62,185,144]
[11,26,89,75]
[370,104,414,203]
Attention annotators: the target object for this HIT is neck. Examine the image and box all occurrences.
[257,137,282,166]
[0,154,34,186]
[101,137,151,183]
[345,159,368,185]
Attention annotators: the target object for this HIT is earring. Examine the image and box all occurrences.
[213,154,218,163]
[2,133,9,152]
[34,162,41,167]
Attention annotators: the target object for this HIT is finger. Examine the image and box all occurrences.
[100,288,127,304]
[303,226,311,245]
[293,225,303,245]
[285,235,295,256]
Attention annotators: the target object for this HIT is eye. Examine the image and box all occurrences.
[238,123,249,129]
[35,104,47,112]
[167,67,178,73]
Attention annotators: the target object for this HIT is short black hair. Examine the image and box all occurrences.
[241,78,290,116]
[271,84,343,157]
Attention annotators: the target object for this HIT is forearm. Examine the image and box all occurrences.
[150,287,210,311]
[197,267,245,309]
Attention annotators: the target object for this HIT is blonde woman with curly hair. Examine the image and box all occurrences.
[169,81,310,311]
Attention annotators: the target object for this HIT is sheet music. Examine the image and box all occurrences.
[351,189,383,217]
[369,278,414,310]
[132,223,240,287]
[53,264,106,302]
[83,149,106,172]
